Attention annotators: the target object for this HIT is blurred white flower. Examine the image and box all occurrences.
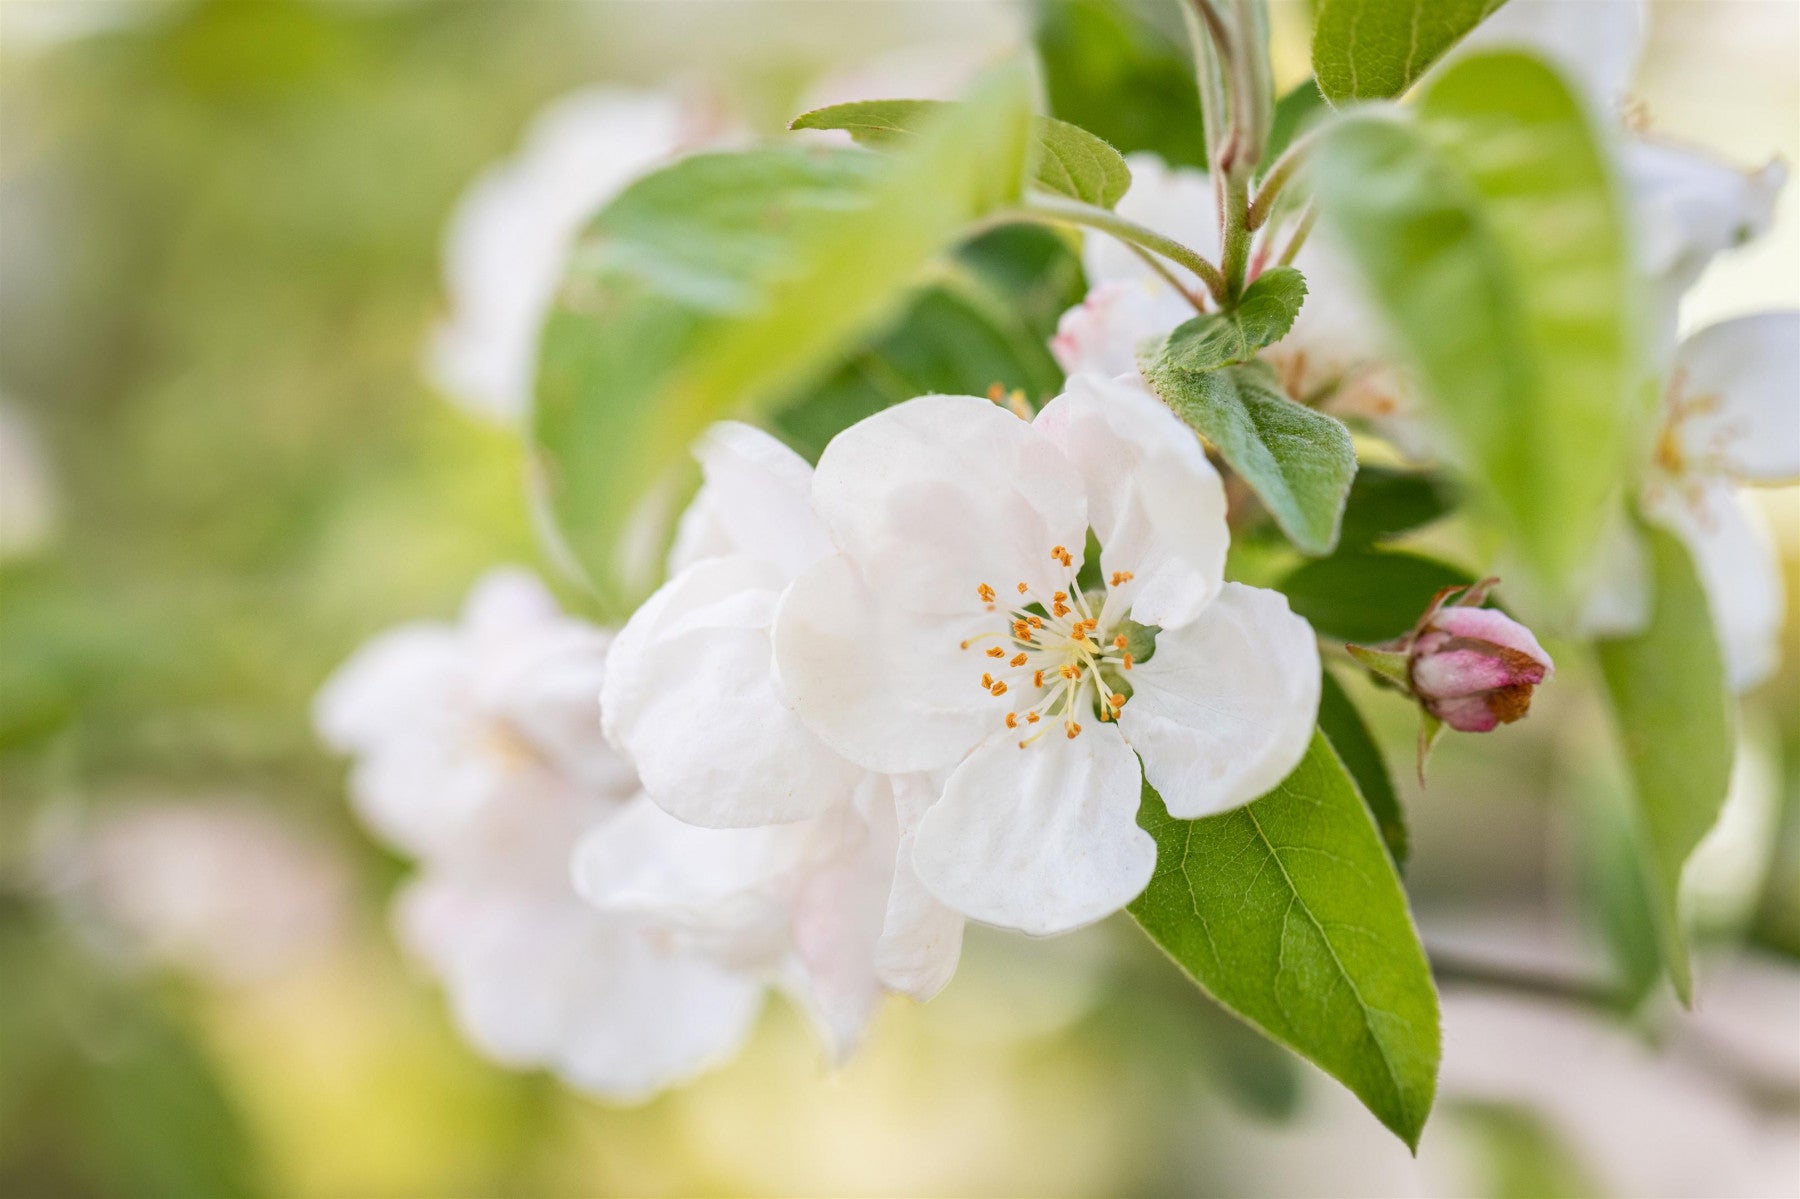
[317,568,763,1100]
[598,423,967,1041]
[52,800,348,986]
[428,88,726,423]
[0,399,56,559]
[772,379,1318,936]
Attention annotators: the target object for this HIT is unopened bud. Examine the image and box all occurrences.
[1409,605,1554,733]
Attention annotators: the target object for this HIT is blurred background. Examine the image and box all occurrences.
[0,1,1795,1195]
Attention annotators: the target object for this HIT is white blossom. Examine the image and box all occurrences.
[428,88,723,423]
[772,378,1319,937]
[316,568,763,1101]
[596,423,967,1034]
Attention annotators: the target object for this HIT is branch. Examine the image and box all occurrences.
[1015,196,1230,305]
[1428,942,1632,1013]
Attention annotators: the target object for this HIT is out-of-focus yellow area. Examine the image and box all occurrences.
[0,3,1794,1196]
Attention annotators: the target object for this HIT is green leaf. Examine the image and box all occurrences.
[1139,266,1309,373]
[1140,357,1356,556]
[1130,733,1441,1148]
[1311,52,1637,609]
[1336,465,1454,548]
[534,66,1035,612]
[1312,0,1509,104]
[1320,666,1409,867]
[1032,0,1207,169]
[791,99,1132,209]
[771,224,1083,460]
[1279,549,1473,643]
[1597,522,1736,1004]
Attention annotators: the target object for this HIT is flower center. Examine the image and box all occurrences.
[965,545,1136,748]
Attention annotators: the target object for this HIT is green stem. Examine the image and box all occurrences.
[1219,168,1251,299]
[1276,202,1317,267]
[1428,944,1631,1013]
[1017,196,1230,305]
[1247,129,1317,232]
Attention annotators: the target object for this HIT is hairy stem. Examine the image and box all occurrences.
[1219,168,1252,299]
[1247,128,1317,232]
[1016,196,1230,304]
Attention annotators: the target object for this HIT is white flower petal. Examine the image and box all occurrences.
[873,774,965,1002]
[668,420,832,577]
[1116,583,1320,818]
[1050,280,1195,379]
[1645,481,1785,692]
[773,551,996,774]
[1088,154,1219,291]
[1035,373,1228,629]
[1668,312,1800,483]
[808,394,1088,612]
[602,555,863,826]
[313,624,463,754]
[786,802,897,1060]
[1450,0,1645,106]
[912,726,1155,936]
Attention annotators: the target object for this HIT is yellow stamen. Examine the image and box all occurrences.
[1005,712,1018,729]
[1065,721,1081,739]
[1122,652,1133,670]
[1033,669,1045,688]
[977,583,995,604]
[1110,570,1134,586]
[986,646,1005,659]
[1113,634,1128,649]
[990,681,1008,697]
[1010,652,1028,667]
[1109,693,1126,710]
[981,673,993,688]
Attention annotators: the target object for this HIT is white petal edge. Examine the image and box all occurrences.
[1668,312,1800,483]
[912,725,1155,937]
[1035,372,1228,629]
[1116,582,1321,818]
[667,420,832,578]
[1646,482,1785,693]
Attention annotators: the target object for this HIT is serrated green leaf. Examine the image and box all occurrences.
[1311,52,1636,610]
[1597,522,1736,1004]
[1140,357,1355,556]
[1336,466,1454,548]
[1312,0,1509,104]
[1032,0,1207,169]
[1279,549,1473,643]
[534,66,1035,613]
[772,224,1083,460]
[1319,666,1408,867]
[1140,266,1309,374]
[791,99,1132,209]
[1129,733,1440,1148]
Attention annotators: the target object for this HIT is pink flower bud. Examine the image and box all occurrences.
[1409,605,1554,733]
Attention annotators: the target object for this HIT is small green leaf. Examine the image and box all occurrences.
[1311,52,1637,610]
[1130,733,1441,1148]
[1597,522,1736,1004]
[1280,549,1473,643]
[535,66,1036,612]
[1140,357,1355,556]
[1139,266,1309,374]
[1336,466,1453,548]
[1319,666,1408,867]
[1032,0,1207,169]
[1312,0,1510,104]
[790,99,1132,209]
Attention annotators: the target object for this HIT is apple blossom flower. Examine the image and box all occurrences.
[316,568,763,1100]
[1407,604,1555,735]
[1638,312,1798,690]
[428,88,728,423]
[772,375,1320,936]
[599,422,967,1022]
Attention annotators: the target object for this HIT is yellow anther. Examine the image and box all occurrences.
[1050,546,1073,568]
[981,672,994,688]
[1004,712,1018,729]
[1065,721,1081,739]
[1053,602,1071,618]
[1060,663,1081,680]
[1010,653,1028,667]
[977,583,996,604]
[1122,652,1133,670]
[1033,669,1045,688]
[1012,620,1032,640]
[990,681,1008,697]
[1110,570,1134,586]
[1109,693,1126,710]
[1026,711,1040,724]
[986,646,1005,659]
[1027,615,1042,629]
[1016,582,1029,595]
[1052,591,1068,603]
[1113,634,1128,649]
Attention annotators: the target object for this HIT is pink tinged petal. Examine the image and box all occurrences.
[461,566,563,634]
[1116,583,1320,819]
[1668,313,1800,483]
[601,555,863,827]
[772,552,995,774]
[667,420,832,577]
[1646,481,1785,692]
[1412,647,1546,700]
[1428,606,1556,675]
[807,394,1088,613]
[911,725,1155,937]
[1034,374,1228,629]
[1050,282,1193,379]
[1430,693,1504,734]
